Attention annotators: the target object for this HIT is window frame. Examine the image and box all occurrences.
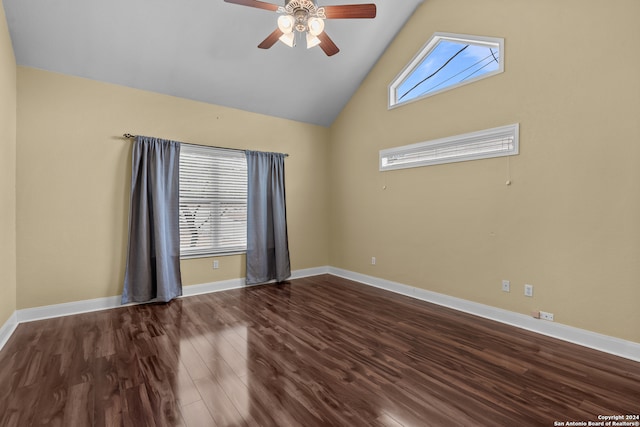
[388,32,505,109]
[179,144,248,259]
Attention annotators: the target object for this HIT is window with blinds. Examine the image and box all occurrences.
[379,123,519,171]
[179,144,247,258]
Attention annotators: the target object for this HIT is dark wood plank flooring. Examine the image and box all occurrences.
[0,274,638,426]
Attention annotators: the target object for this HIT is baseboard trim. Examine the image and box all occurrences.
[4,265,638,364]
[182,266,330,297]
[16,295,125,324]
[182,277,247,297]
[290,266,331,279]
[0,312,18,351]
[1,265,332,352]
[328,267,640,363]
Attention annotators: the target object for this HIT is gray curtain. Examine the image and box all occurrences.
[122,136,182,304]
[245,150,291,285]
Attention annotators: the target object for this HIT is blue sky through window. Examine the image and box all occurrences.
[397,40,500,103]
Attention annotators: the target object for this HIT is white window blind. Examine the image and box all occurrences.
[179,144,247,258]
[380,123,519,171]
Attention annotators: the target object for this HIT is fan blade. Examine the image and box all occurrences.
[258,28,284,49]
[318,32,340,56]
[223,0,279,12]
[323,4,376,19]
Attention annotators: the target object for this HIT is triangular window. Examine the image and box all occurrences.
[389,33,504,108]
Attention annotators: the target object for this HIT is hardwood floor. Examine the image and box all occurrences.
[0,274,638,426]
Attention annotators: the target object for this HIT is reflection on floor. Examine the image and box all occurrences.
[1,274,638,426]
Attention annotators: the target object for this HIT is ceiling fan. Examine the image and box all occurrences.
[223,0,376,56]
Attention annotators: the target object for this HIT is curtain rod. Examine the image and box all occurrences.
[122,134,289,157]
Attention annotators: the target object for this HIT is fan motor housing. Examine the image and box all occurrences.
[284,0,323,33]
[293,10,308,32]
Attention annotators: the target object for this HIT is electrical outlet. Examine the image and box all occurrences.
[524,284,533,297]
[371,257,376,265]
[502,280,510,292]
[539,311,554,321]
[213,260,219,269]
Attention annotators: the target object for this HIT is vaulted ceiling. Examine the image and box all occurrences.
[4,0,423,127]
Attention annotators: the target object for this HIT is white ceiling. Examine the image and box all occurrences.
[4,0,423,127]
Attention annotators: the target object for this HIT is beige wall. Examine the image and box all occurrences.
[9,0,640,345]
[16,67,329,309]
[0,0,17,326]
[329,0,640,343]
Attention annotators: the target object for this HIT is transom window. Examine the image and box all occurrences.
[380,123,519,171]
[389,33,504,108]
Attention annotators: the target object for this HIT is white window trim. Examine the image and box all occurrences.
[379,123,519,171]
[388,32,505,109]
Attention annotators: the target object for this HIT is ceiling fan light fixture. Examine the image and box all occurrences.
[226,0,377,57]
[279,31,296,47]
[307,17,325,36]
[277,14,295,34]
[306,33,321,49]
